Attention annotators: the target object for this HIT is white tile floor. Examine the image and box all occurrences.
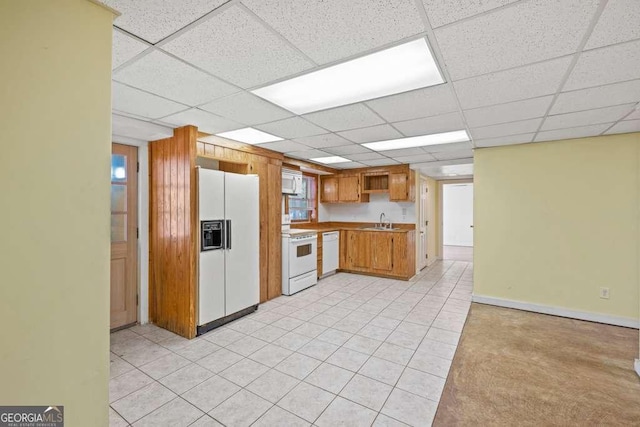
[110,260,473,426]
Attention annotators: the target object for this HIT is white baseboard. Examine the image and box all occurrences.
[635,359,640,378]
[472,294,639,329]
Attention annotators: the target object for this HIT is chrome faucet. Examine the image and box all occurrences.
[379,213,391,229]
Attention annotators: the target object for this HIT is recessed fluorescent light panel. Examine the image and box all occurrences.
[252,38,444,115]
[363,130,470,151]
[216,127,283,144]
[310,156,352,164]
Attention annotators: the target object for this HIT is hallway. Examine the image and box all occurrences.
[443,245,473,262]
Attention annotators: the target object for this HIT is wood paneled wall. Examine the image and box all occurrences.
[149,126,198,338]
[197,138,283,303]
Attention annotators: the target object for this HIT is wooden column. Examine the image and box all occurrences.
[149,126,198,339]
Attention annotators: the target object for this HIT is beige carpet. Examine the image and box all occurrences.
[434,303,640,426]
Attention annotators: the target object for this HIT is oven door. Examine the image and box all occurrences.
[289,235,317,277]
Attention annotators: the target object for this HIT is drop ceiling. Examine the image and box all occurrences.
[105,0,640,179]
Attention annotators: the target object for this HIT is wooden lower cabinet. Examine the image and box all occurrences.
[371,232,393,272]
[347,230,371,270]
[342,230,415,279]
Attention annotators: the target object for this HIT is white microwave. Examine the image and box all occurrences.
[282,169,303,195]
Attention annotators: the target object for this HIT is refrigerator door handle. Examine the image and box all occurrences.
[226,219,232,250]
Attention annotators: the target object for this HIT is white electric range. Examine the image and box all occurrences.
[282,217,318,295]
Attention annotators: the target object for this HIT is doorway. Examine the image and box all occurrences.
[442,183,473,262]
[110,143,138,329]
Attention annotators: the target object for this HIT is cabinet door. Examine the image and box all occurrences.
[321,176,339,203]
[371,233,394,272]
[339,176,360,202]
[347,231,371,270]
[389,173,409,201]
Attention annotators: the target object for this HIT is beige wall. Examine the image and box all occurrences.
[474,133,640,324]
[0,1,113,425]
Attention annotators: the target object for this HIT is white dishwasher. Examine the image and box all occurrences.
[322,231,339,277]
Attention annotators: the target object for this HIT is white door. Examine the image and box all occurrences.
[443,183,474,247]
[198,168,225,326]
[224,173,260,315]
[418,179,428,269]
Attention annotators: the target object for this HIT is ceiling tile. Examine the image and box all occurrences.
[113,30,148,69]
[471,118,542,139]
[255,117,325,139]
[114,51,238,106]
[541,104,635,131]
[293,133,352,149]
[474,133,535,148]
[112,113,173,141]
[454,57,572,109]
[365,85,458,123]
[337,125,403,143]
[605,119,640,134]
[162,6,314,88]
[551,79,640,114]
[158,108,242,134]
[103,0,227,44]
[422,0,518,28]
[242,0,424,64]
[303,104,384,132]
[360,159,400,166]
[286,149,331,159]
[432,149,474,161]
[393,112,465,137]
[112,82,186,119]
[585,0,640,49]
[563,40,640,91]
[534,123,612,142]
[423,141,472,153]
[344,152,387,161]
[392,154,436,163]
[624,108,640,121]
[258,140,310,153]
[323,144,372,156]
[333,162,366,170]
[200,92,293,125]
[380,148,428,158]
[435,0,598,80]
[464,96,553,128]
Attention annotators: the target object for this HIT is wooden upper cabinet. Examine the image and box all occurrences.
[320,165,413,204]
[338,175,360,202]
[320,176,339,203]
[389,172,415,202]
[371,232,393,272]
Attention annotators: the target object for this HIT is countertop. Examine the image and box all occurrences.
[290,221,415,234]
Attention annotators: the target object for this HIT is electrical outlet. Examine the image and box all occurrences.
[599,287,610,299]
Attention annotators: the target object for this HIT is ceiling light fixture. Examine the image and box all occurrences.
[251,38,444,115]
[362,130,470,151]
[310,156,352,164]
[215,127,283,144]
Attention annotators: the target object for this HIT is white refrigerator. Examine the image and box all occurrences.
[198,168,259,334]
